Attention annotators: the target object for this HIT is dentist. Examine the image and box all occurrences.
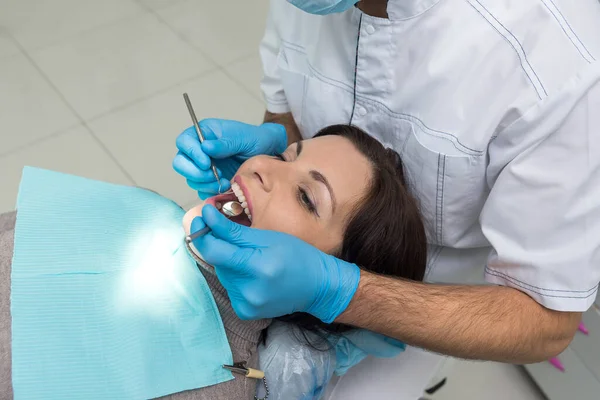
[174,0,600,397]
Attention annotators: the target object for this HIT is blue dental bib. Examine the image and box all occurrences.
[11,167,233,399]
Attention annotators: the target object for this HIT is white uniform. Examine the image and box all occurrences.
[260,0,600,397]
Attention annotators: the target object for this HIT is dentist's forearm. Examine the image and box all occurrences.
[263,111,303,145]
[336,271,581,363]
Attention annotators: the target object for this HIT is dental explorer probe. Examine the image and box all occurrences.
[183,92,222,194]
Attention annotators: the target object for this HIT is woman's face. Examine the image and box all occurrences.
[184,135,373,253]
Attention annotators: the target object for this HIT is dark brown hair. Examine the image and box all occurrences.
[277,124,428,345]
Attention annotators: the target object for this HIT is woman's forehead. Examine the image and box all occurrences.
[300,135,372,203]
[300,135,357,158]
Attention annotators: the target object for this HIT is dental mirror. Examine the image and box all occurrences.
[219,201,244,218]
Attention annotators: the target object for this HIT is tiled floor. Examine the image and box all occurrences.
[0,1,546,399]
[0,0,266,213]
[429,359,546,400]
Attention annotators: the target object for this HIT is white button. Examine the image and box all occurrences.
[357,106,367,116]
[365,25,375,34]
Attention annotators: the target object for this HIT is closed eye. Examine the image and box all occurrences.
[298,188,318,216]
[273,152,318,216]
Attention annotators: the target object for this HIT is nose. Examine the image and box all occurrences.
[247,155,288,193]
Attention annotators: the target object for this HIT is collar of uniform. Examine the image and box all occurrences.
[382,0,441,21]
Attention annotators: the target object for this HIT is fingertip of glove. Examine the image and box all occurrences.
[262,122,288,154]
[171,154,180,171]
[220,179,231,191]
[200,140,216,153]
[383,337,406,349]
[198,119,222,139]
[191,216,206,232]
[274,124,289,153]
[198,191,211,200]
[201,204,222,223]
[182,125,197,136]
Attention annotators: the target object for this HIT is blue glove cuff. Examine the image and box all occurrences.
[309,257,361,324]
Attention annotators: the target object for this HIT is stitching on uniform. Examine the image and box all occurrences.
[308,65,355,94]
[486,269,599,299]
[469,0,547,98]
[436,154,444,244]
[424,245,444,281]
[280,35,484,156]
[540,0,594,63]
[267,98,289,105]
[304,68,484,155]
[475,0,548,97]
[281,41,357,93]
[356,95,485,155]
[309,63,355,93]
[440,154,446,244]
[350,14,363,125]
[467,0,547,100]
[280,39,306,53]
[543,0,596,63]
[486,267,600,293]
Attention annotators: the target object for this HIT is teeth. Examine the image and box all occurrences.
[230,181,252,222]
[233,190,243,202]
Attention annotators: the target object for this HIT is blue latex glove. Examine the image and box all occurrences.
[331,329,405,376]
[173,119,287,199]
[190,205,361,322]
[287,0,359,15]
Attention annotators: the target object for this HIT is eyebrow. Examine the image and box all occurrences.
[309,170,337,214]
[295,141,336,213]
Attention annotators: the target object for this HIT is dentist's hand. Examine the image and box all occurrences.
[190,205,361,322]
[332,329,406,375]
[173,119,287,199]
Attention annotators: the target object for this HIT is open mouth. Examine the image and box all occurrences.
[204,181,252,226]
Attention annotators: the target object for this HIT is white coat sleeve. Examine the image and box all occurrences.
[259,1,291,114]
[482,64,600,312]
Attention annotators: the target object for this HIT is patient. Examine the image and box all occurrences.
[0,124,427,399]
[182,124,428,395]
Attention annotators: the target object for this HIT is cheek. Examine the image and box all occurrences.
[252,208,341,254]
[252,206,307,238]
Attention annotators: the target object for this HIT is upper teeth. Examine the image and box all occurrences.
[231,182,252,221]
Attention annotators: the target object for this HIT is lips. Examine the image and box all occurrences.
[204,196,249,227]
[203,177,252,226]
